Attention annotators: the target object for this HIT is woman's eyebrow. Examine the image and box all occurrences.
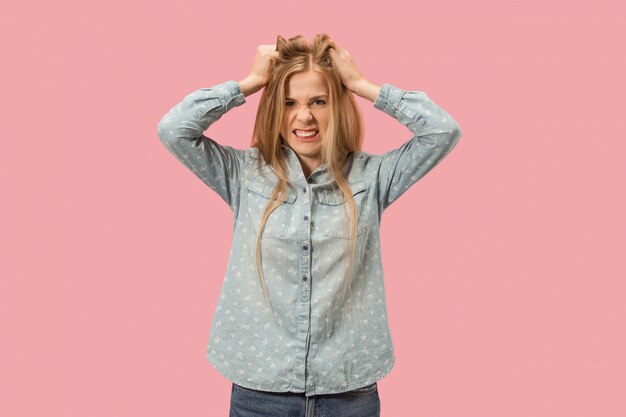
[285,95,329,100]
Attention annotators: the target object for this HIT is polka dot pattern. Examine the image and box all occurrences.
[157,80,462,396]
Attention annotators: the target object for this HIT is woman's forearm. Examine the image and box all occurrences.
[238,75,264,97]
[351,79,381,103]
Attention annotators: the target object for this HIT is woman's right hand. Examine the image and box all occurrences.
[239,44,279,97]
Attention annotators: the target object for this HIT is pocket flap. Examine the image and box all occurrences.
[316,181,367,206]
[246,179,297,204]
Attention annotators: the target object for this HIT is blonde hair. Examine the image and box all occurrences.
[250,33,364,313]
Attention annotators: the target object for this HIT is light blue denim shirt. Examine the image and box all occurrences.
[157,80,462,396]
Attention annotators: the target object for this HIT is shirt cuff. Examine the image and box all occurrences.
[373,83,406,118]
[214,80,247,111]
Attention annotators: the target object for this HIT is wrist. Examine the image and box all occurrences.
[350,79,381,103]
[238,74,264,97]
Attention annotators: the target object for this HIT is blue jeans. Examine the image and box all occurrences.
[229,382,381,417]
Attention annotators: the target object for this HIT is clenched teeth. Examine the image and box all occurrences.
[294,129,318,138]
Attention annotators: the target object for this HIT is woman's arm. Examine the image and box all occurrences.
[348,78,381,103]
[156,81,247,210]
[328,39,462,211]
[371,83,462,211]
[156,44,278,210]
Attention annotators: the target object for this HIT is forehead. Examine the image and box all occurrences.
[285,71,328,99]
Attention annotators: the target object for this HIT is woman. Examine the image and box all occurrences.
[157,33,462,417]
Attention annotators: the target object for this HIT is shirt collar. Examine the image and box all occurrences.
[280,144,330,185]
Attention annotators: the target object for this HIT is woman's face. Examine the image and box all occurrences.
[279,70,330,168]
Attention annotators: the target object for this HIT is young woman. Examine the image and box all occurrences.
[157,33,462,417]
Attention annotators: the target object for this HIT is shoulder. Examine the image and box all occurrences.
[240,147,276,179]
[348,151,383,182]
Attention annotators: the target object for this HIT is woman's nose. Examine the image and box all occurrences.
[297,107,314,121]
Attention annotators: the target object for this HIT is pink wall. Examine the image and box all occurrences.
[2,0,625,416]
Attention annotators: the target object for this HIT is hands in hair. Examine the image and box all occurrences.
[329,40,380,103]
[238,39,380,102]
[239,44,279,97]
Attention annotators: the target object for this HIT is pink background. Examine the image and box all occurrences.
[2,0,625,416]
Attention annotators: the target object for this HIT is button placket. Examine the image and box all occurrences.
[303,214,310,283]
[300,183,312,300]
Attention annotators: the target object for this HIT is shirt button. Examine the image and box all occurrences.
[303,245,308,251]
[303,275,308,281]
[302,187,307,193]
[304,215,309,221]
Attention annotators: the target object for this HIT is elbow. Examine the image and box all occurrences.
[156,115,175,147]
[453,123,463,141]
[448,121,462,146]
[441,123,462,151]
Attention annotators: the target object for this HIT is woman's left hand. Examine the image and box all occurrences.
[328,40,365,93]
[329,39,381,102]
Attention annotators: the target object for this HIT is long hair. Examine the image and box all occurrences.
[250,33,364,313]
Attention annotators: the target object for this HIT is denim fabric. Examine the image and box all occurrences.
[157,80,462,396]
[229,382,381,417]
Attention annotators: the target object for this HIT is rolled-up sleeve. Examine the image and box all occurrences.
[156,80,247,210]
[373,83,462,211]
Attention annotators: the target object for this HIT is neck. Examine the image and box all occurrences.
[297,155,322,179]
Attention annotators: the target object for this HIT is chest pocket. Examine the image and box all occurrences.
[245,178,297,238]
[315,181,369,239]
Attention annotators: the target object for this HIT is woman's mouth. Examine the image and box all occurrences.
[293,129,319,141]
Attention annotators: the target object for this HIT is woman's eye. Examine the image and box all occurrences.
[285,100,326,107]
